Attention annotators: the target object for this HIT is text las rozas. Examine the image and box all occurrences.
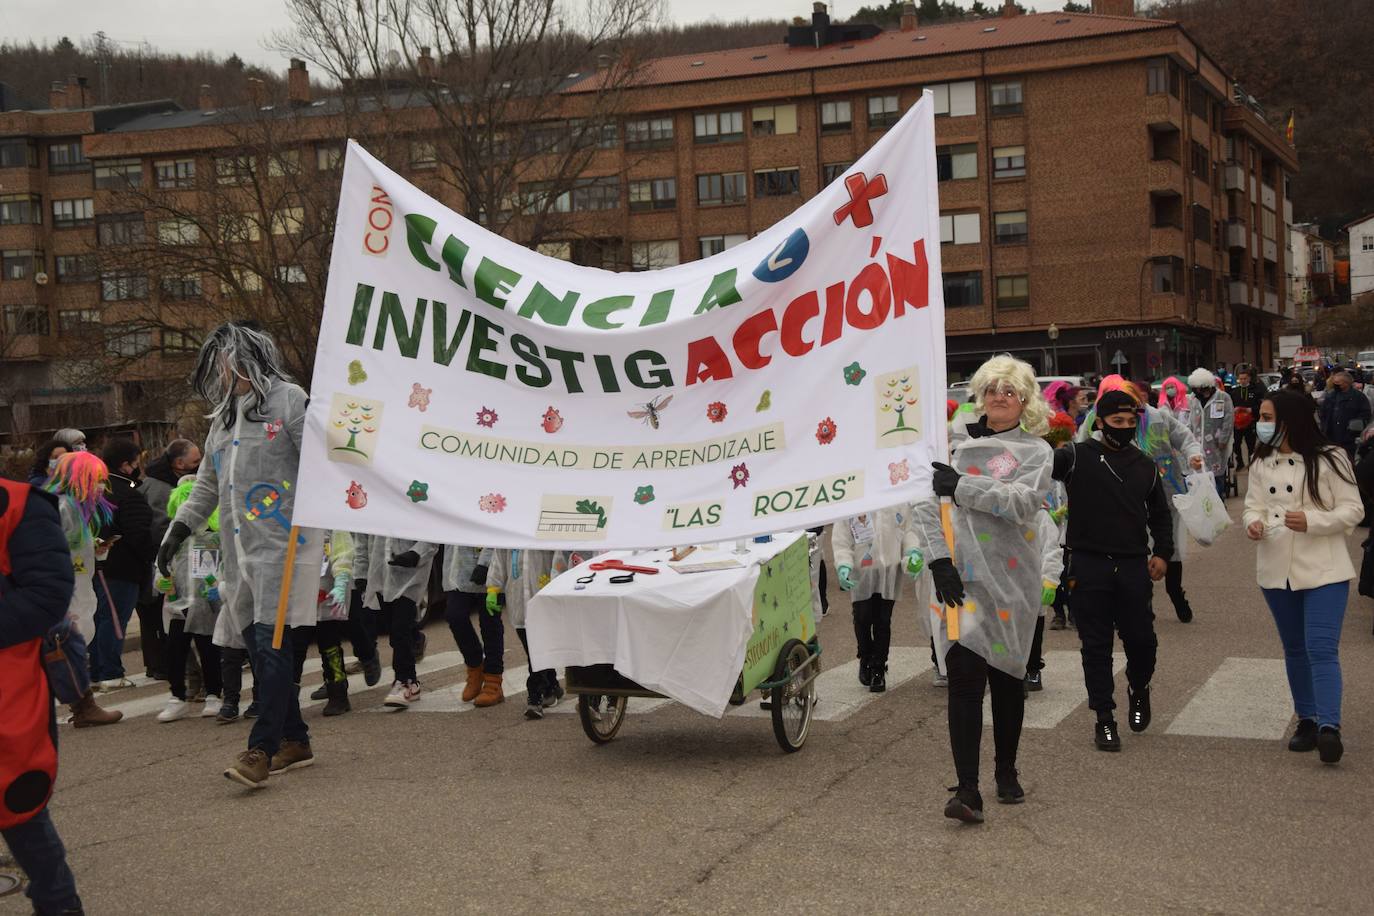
[340,210,930,396]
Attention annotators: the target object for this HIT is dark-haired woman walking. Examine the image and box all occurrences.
[1244,389,1363,764]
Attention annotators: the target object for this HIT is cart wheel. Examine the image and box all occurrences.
[578,694,627,744]
[770,639,815,753]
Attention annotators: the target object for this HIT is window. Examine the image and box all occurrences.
[1152,194,1182,229]
[625,117,673,150]
[1188,80,1210,122]
[48,141,88,174]
[520,182,570,214]
[943,271,983,307]
[696,172,746,207]
[1194,265,1213,301]
[1,249,43,281]
[409,141,437,170]
[160,272,202,298]
[1191,141,1209,181]
[220,212,262,243]
[93,158,141,190]
[105,325,152,358]
[939,212,980,246]
[993,146,1026,179]
[162,329,201,351]
[693,111,743,144]
[754,167,801,198]
[995,274,1029,310]
[215,154,254,185]
[628,178,677,212]
[277,264,308,284]
[1363,234,1374,253]
[316,143,343,171]
[1150,127,1180,162]
[51,198,93,227]
[567,119,617,151]
[993,210,1028,244]
[100,272,148,302]
[1151,256,1184,293]
[267,150,300,178]
[989,81,1023,116]
[629,240,681,270]
[1261,208,1276,240]
[822,162,853,185]
[271,206,305,235]
[0,194,41,225]
[571,177,619,211]
[1147,57,1180,97]
[751,104,797,136]
[929,81,977,117]
[4,305,48,336]
[820,100,852,133]
[55,254,97,282]
[222,268,263,294]
[97,213,145,246]
[698,234,747,259]
[156,218,200,246]
[57,309,101,335]
[536,242,571,261]
[867,95,899,129]
[1192,204,1212,244]
[154,158,196,189]
[937,144,978,181]
[0,140,36,169]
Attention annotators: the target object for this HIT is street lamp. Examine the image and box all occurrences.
[1047,322,1060,374]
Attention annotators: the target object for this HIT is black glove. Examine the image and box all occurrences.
[389,550,420,568]
[469,563,489,586]
[157,521,192,577]
[930,557,965,608]
[931,461,961,498]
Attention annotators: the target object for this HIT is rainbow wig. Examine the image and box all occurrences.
[45,451,113,541]
[1094,374,1146,406]
[1157,376,1189,412]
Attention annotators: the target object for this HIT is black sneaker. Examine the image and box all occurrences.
[995,769,1025,805]
[943,785,984,824]
[216,703,240,724]
[362,654,382,687]
[412,630,428,662]
[524,694,545,720]
[869,667,887,693]
[542,682,565,709]
[309,683,328,701]
[1318,727,1344,765]
[1288,718,1319,753]
[857,659,872,687]
[1127,685,1151,733]
[243,701,259,719]
[1026,670,1043,692]
[1049,613,1067,631]
[1095,718,1122,752]
[1175,602,1194,623]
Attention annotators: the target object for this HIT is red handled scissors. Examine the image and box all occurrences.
[588,558,660,584]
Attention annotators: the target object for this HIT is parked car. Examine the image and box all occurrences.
[1035,375,1091,391]
[1258,372,1282,390]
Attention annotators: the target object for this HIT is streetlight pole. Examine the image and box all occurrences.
[1047,322,1060,375]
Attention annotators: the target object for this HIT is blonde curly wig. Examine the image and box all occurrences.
[968,354,1051,436]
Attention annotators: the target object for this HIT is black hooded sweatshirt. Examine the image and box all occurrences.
[1051,438,1174,561]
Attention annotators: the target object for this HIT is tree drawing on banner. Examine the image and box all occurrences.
[880,374,918,436]
[326,393,383,467]
[874,367,921,447]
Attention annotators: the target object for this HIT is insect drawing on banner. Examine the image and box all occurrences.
[263,418,284,441]
[627,394,673,430]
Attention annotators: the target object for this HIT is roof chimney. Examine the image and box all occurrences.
[1091,0,1136,14]
[199,84,215,110]
[247,77,266,108]
[287,58,311,105]
[900,3,918,31]
[49,80,67,110]
[417,46,435,79]
[596,53,611,71]
[812,2,830,28]
[1001,0,1022,17]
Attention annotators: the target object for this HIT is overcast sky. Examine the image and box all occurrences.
[0,0,1070,71]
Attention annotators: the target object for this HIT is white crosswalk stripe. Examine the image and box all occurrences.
[1166,657,1293,740]
[993,650,1126,730]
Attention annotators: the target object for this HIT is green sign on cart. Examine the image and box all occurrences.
[741,537,815,694]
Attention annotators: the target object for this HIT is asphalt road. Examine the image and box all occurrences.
[6,476,1374,915]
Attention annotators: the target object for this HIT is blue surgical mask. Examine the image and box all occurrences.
[1256,421,1281,445]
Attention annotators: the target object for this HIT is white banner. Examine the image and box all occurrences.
[294,94,947,548]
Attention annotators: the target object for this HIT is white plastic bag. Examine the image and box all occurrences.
[1172,471,1232,546]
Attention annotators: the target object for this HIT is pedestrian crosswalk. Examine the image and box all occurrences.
[71,648,1299,740]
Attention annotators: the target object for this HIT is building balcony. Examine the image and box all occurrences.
[1228,279,1253,308]
[1145,93,1183,129]
[1283,199,1293,225]
[1264,288,1279,313]
[1222,163,1245,191]
[1263,238,1278,263]
[0,334,57,361]
[1148,160,1184,193]
[1225,220,1247,250]
[1261,183,1277,210]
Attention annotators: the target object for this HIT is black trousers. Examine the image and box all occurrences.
[383,596,418,683]
[1233,427,1257,466]
[516,627,558,700]
[314,618,351,684]
[1027,616,1046,674]
[166,617,221,700]
[135,594,168,678]
[220,647,252,706]
[851,596,894,668]
[946,643,1024,787]
[1069,551,1157,715]
[348,584,378,662]
[1164,560,1190,615]
[445,591,504,674]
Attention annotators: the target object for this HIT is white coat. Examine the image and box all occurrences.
[1036,509,1065,618]
[1241,448,1363,591]
[442,545,493,595]
[1187,390,1235,478]
[362,537,438,610]
[487,549,557,629]
[830,507,918,602]
[57,498,98,640]
[317,531,356,622]
[164,527,221,636]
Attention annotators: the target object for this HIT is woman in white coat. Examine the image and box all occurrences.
[831,508,919,692]
[1244,388,1363,765]
[1187,368,1234,498]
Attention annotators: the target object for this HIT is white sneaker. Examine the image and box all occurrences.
[932,672,949,688]
[201,695,222,718]
[98,677,136,692]
[384,680,413,709]
[157,698,191,722]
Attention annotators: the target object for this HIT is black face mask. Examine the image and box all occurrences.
[1100,423,1136,449]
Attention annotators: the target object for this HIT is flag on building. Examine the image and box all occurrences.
[1285,110,1295,144]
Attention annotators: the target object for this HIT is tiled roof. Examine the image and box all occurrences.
[569,12,1175,92]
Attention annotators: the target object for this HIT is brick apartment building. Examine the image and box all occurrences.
[0,0,1298,440]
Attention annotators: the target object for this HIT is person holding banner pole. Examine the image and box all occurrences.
[159,322,325,790]
[916,355,1053,825]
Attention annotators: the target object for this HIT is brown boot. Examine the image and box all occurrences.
[472,673,504,707]
[70,689,123,728]
[460,665,483,703]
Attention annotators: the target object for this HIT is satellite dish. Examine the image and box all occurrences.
[386,49,402,67]
[34,271,48,286]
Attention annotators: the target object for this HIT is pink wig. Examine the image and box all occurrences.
[1157,376,1189,412]
[1042,380,1071,409]
[45,451,113,540]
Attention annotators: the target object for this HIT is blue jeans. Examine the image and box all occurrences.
[1262,581,1348,729]
[88,576,140,681]
[241,623,309,758]
[1,808,82,915]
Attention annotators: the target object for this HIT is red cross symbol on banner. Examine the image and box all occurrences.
[833,171,889,228]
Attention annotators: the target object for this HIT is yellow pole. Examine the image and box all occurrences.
[271,526,301,650]
[940,499,959,640]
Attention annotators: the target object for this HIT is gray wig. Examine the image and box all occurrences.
[192,322,293,429]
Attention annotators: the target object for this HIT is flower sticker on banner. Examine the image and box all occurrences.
[475,406,498,429]
[478,493,507,514]
[706,401,728,424]
[541,407,564,434]
[844,362,866,386]
[729,463,750,489]
[889,459,910,486]
[634,485,655,505]
[815,417,838,445]
[408,383,432,412]
[407,480,429,503]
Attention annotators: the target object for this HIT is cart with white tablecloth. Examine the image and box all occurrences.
[525,532,821,753]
